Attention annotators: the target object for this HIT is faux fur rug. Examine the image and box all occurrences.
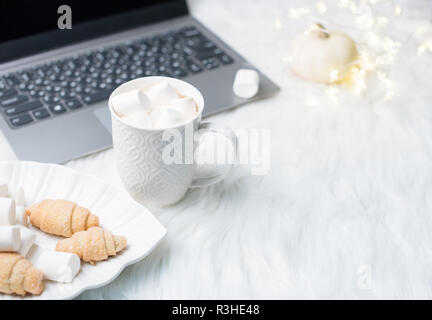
[66,0,432,299]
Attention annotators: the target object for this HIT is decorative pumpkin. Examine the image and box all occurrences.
[290,23,359,83]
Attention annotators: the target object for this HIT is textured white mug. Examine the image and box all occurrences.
[109,77,237,207]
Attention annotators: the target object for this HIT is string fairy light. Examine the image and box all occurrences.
[414,23,432,55]
[316,1,327,14]
[359,50,375,71]
[418,41,432,55]
[325,86,340,103]
[274,17,283,30]
[287,8,310,19]
[384,91,395,102]
[394,5,402,16]
[329,69,340,83]
[366,32,381,47]
[283,56,293,66]
[351,66,367,94]
[417,37,432,55]
[376,16,389,27]
[356,14,375,29]
[339,0,349,8]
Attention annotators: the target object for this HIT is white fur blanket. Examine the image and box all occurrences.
[66,0,432,299]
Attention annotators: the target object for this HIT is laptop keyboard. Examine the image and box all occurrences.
[0,26,234,129]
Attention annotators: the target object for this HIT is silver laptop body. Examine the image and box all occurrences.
[0,1,279,163]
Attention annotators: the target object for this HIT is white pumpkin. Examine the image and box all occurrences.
[290,24,359,83]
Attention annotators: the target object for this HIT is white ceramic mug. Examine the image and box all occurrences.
[109,76,237,207]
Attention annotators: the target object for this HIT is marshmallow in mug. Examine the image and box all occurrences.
[111,88,151,117]
[145,80,180,105]
[122,111,153,129]
[112,80,198,129]
[170,97,197,120]
[150,107,184,129]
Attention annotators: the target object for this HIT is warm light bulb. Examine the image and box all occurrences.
[316,1,327,14]
[394,5,402,16]
[329,69,340,83]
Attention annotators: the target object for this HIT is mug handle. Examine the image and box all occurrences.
[191,122,238,188]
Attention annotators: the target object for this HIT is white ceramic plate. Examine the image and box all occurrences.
[0,161,166,300]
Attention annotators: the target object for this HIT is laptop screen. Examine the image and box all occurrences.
[0,0,187,63]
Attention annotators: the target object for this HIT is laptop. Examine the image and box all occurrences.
[0,1,279,163]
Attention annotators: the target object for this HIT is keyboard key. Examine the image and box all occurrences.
[5,100,42,116]
[195,48,223,60]
[1,95,29,107]
[44,85,54,93]
[0,88,18,99]
[5,75,21,86]
[157,65,168,73]
[196,41,216,51]
[0,79,7,89]
[50,103,67,114]
[65,99,82,110]
[202,58,219,70]
[29,90,38,97]
[183,46,193,56]
[219,54,234,64]
[187,62,202,73]
[43,94,61,104]
[172,68,188,78]
[182,27,201,37]
[82,89,112,104]
[9,114,33,127]
[144,70,155,76]
[99,83,110,90]
[32,108,50,120]
[59,90,76,99]
[20,72,33,82]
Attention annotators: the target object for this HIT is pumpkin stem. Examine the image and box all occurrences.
[310,23,329,39]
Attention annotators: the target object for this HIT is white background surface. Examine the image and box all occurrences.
[2,0,432,299]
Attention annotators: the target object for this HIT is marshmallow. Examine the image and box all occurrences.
[0,181,7,197]
[27,244,81,283]
[122,110,153,129]
[15,206,28,227]
[170,97,197,122]
[145,81,179,105]
[0,197,16,225]
[233,69,260,99]
[151,107,185,129]
[8,186,25,207]
[112,89,151,117]
[16,227,36,257]
[0,226,21,252]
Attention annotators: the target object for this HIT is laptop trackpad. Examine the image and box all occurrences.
[94,107,112,134]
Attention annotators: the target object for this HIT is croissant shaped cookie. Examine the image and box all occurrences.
[0,253,44,296]
[26,199,99,237]
[56,227,127,263]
